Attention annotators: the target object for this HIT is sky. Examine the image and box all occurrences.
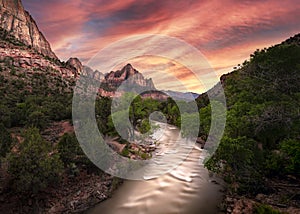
[23,0,300,93]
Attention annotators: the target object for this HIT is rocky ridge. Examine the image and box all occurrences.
[0,0,177,99]
[0,34,78,80]
[0,0,57,59]
[101,63,155,93]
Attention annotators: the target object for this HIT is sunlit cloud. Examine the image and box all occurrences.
[23,0,300,93]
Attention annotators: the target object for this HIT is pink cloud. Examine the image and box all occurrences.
[23,0,300,92]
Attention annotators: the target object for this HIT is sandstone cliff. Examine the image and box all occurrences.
[102,64,155,92]
[0,0,57,59]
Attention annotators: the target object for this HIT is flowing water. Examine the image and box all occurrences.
[88,124,223,214]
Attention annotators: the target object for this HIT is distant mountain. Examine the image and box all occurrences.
[163,90,199,101]
[99,64,155,96]
[97,64,201,100]
[82,65,104,81]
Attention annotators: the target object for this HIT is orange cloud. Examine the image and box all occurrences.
[23,0,300,93]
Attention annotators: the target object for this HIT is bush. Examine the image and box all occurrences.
[280,139,300,175]
[139,119,151,134]
[254,204,282,214]
[0,123,12,157]
[57,133,83,164]
[121,147,130,157]
[27,111,47,130]
[57,133,97,172]
[7,128,63,194]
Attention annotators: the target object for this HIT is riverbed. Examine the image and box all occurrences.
[88,124,223,214]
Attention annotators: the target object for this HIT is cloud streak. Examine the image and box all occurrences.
[23,0,300,93]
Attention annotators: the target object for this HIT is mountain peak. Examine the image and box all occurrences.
[125,63,133,68]
[100,64,156,96]
[0,0,57,59]
[121,63,138,76]
[66,58,83,75]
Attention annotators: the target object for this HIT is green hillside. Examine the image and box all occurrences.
[201,33,300,211]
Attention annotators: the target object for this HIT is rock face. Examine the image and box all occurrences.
[140,91,169,100]
[66,57,83,76]
[82,65,104,81]
[0,40,79,79]
[0,0,57,59]
[102,64,155,92]
[0,0,83,80]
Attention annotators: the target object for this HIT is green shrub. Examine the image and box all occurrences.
[140,152,149,160]
[27,111,47,130]
[280,139,300,175]
[121,147,130,157]
[57,133,83,164]
[139,119,151,134]
[254,204,282,214]
[0,123,12,157]
[7,128,63,194]
[57,133,96,171]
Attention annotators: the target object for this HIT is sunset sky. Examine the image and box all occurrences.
[23,0,300,93]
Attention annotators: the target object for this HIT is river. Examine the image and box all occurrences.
[88,124,223,214]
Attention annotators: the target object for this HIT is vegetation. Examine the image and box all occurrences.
[254,204,282,214]
[202,38,300,195]
[7,128,63,194]
[1,28,300,212]
[0,123,12,157]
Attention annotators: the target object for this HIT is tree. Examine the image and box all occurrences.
[0,123,12,157]
[27,111,47,130]
[57,133,85,164]
[108,110,133,140]
[279,139,300,175]
[7,128,63,194]
[181,113,200,138]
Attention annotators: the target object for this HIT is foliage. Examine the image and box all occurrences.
[181,112,200,138]
[108,110,133,140]
[0,123,12,157]
[279,139,300,174]
[0,59,74,129]
[27,111,47,129]
[57,133,83,164]
[139,119,151,134]
[57,133,97,171]
[7,128,63,194]
[202,41,300,193]
[95,97,112,134]
[254,204,282,214]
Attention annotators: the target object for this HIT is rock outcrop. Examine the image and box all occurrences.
[66,57,83,76]
[0,0,57,59]
[0,0,83,80]
[140,90,169,100]
[102,64,155,92]
[82,65,104,81]
[0,38,79,79]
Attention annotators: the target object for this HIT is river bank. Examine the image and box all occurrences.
[0,122,124,214]
[0,167,123,213]
[219,176,300,214]
[1,122,224,214]
[88,124,224,214]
